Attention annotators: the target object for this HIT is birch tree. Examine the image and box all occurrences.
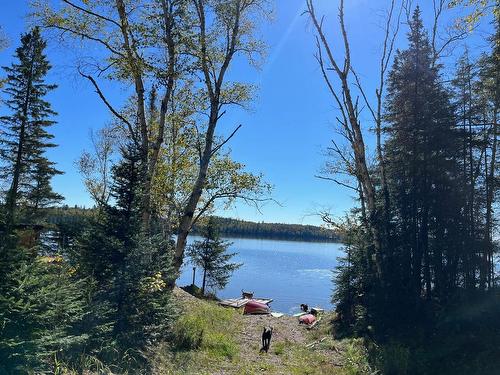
[306,0,384,278]
[33,0,184,233]
[172,0,270,278]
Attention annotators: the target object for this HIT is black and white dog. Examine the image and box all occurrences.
[260,326,273,353]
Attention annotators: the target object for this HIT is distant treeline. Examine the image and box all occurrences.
[192,216,341,242]
[45,208,341,243]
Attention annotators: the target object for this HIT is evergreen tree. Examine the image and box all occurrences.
[0,28,85,373]
[74,145,175,366]
[332,216,374,337]
[0,27,61,223]
[476,12,499,289]
[187,218,241,296]
[0,255,88,373]
[381,7,463,328]
[451,50,495,291]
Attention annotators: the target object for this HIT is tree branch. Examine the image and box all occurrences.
[61,0,121,27]
[210,124,242,157]
[78,69,139,147]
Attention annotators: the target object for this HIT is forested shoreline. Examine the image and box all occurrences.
[46,207,342,243]
[190,216,341,242]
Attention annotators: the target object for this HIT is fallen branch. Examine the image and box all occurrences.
[305,336,328,348]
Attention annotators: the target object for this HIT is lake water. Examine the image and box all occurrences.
[177,237,344,314]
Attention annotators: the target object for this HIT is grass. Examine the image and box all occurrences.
[64,289,375,374]
[155,292,352,374]
[149,292,241,374]
[273,340,287,355]
[56,288,500,374]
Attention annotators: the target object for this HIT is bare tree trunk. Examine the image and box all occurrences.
[307,0,383,279]
[485,106,497,288]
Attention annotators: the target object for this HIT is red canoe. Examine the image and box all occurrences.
[243,300,270,315]
[299,314,316,325]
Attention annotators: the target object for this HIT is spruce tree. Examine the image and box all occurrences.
[0,29,86,372]
[477,13,499,289]
[74,145,175,366]
[383,7,462,323]
[0,27,61,224]
[187,217,241,296]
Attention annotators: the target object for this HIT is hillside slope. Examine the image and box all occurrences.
[149,288,373,374]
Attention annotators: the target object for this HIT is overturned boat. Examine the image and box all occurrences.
[243,299,271,315]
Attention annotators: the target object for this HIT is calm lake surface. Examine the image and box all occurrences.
[177,237,344,314]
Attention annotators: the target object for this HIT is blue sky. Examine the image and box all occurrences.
[0,1,494,225]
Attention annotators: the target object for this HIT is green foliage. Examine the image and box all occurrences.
[0,27,62,222]
[332,215,375,337]
[448,0,498,27]
[376,6,464,329]
[0,247,87,373]
[187,217,242,295]
[193,215,341,242]
[173,314,205,351]
[331,7,499,374]
[273,341,286,355]
[172,302,238,360]
[0,28,84,373]
[72,146,176,367]
[342,339,375,375]
[375,342,411,375]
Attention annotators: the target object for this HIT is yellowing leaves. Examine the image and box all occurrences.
[141,272,167,293]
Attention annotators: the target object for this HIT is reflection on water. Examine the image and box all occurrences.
[177,236,344,314]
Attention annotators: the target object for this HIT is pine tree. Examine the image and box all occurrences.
[0,28,85,373]
[477,12,499,289]
[0,27,61,224]
[0,256,88,373]
[187,217,241,296]
[383,7,462,319]
[74,145,175,366]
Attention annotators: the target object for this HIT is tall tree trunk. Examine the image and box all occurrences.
[6,49,35,224]
[486,14,499,288]
[171,0,244,284]
[202,267,207,296]
[485,107,497,288]
[174,106,218,275]
[307,0,384,279]
[115,0,176,235]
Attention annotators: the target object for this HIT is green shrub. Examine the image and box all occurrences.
[0,256,88,373]
[378,342,410,375]
[173,314,205,350]
[342,339,374,375]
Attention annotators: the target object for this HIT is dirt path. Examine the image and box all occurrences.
[172,287,348,374]
[236,313,307,362]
